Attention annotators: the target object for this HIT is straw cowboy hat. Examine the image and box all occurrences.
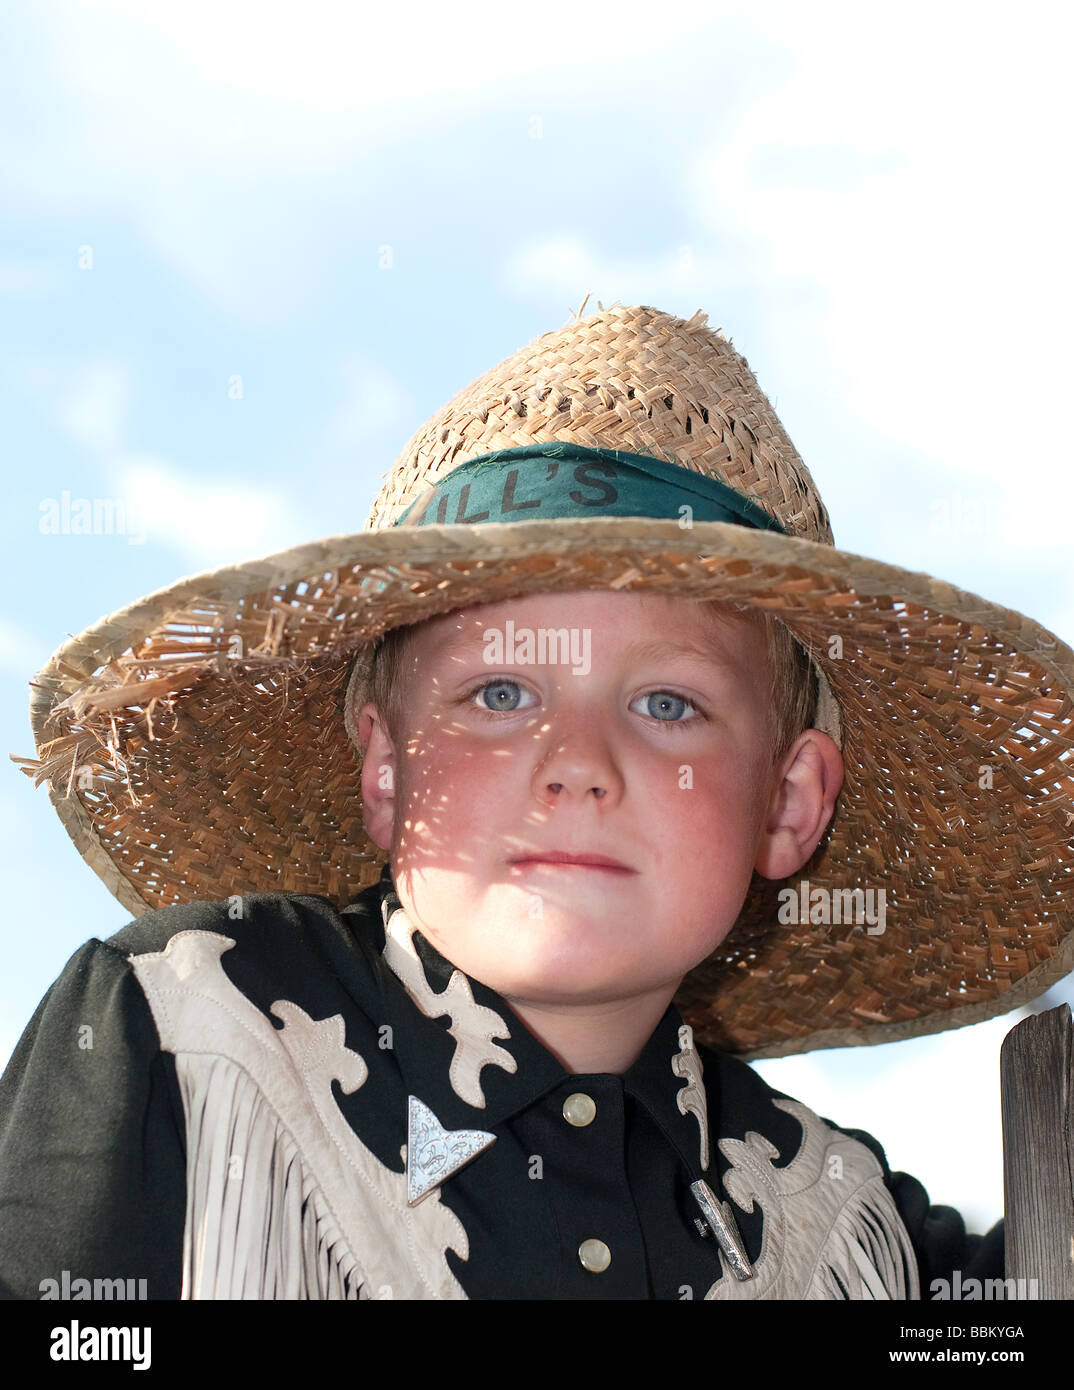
[13,301,1074,1058]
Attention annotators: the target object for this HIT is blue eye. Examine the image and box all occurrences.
[637,690,695,722]
[472,679,534,713]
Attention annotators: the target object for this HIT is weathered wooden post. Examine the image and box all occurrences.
[1000,1003,1074,1298]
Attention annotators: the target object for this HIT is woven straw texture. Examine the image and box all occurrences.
[13,304,1074,1058]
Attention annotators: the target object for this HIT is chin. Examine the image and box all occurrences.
[493,972,654,1008]
[472,944,659,1007]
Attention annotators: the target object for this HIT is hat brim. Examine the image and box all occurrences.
[15,516,1074,1058]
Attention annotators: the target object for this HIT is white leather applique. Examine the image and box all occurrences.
[130,930,470,1300]
[671,1023,710,1171]
[704,1098,920,1301]
[381,905,516,1108]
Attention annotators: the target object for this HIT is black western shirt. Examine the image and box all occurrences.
[0,865,1004,1299]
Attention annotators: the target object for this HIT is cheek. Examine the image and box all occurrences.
[654,750,757,821]
[395,727,515,824]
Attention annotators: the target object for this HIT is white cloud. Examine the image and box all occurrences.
[58,0,714,111]
[7,0,1067,355]
[502,227,1070,585]
[12,358,131,454]
[59,361,132,454]
[685,3,1073,497]
[106,454,301,567]
[504,237,727,312]
[1,0,717,319]
[9,360,340,569]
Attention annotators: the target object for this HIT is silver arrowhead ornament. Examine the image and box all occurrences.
[690,1178,754,1280]
[406,1094,496,1206]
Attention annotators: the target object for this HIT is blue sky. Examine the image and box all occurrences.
[2,0,1072,1234]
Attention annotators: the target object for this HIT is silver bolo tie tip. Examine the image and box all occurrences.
[690,1178,754,1281]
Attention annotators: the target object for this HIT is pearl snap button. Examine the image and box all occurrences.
[562,1092,596,1127]
[578,1238,611,1273]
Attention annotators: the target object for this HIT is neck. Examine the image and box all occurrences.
[499,986,679,1075]
[380,881,680,1075]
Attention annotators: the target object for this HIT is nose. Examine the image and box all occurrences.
[532,719,624,810]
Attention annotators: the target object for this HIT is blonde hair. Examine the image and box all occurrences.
[361,599,818,768]
[718,604,819,766]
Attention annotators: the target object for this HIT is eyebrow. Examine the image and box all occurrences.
[620,637,738,670]
[430,619,761,683]
[435,631,741,673]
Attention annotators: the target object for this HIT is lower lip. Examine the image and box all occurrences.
[509,860,634,875]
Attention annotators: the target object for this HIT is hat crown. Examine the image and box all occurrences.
[362,303,834,544]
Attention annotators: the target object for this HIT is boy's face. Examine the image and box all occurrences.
[358,589,834,1011]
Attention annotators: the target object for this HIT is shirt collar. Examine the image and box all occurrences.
[343,864,714,1185]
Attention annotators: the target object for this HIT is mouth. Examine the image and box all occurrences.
[508,851,636,875]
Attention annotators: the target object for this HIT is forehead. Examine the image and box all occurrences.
[407,590,763,672]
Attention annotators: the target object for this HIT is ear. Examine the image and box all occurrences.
[357,701,398,852]
[753,729,844,880]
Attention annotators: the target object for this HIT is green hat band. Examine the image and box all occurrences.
[393,441,788,535]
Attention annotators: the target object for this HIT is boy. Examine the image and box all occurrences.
[3,303,1068,1299]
